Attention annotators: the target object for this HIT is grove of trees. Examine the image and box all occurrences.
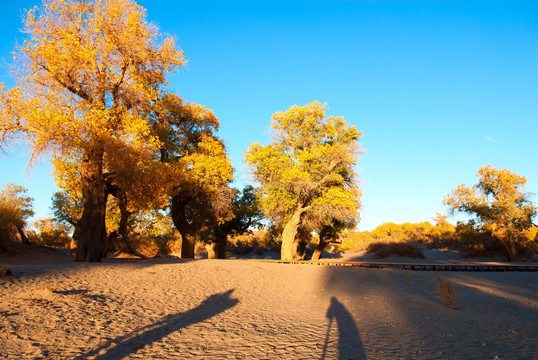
[0,1,536,262]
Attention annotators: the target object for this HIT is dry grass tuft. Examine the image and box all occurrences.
[434,274,457,308]
[367,241,425,258]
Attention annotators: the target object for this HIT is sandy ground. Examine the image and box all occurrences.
[0,246,537,359]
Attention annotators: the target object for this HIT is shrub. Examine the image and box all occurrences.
[228,229,280,253]
[34,217,72,249]
[0,184,34,248]
[334,230,373,252]
[0,203,17,248]
[434,274,456,308]
[366,241,425,258]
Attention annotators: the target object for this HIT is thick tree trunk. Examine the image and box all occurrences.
[15,225,30,245]
[171,195,197,259]
[217,241,226,259]
[312,238,328,260]
[503,238,518,262]
[281,207,305,261]
[75,150,108,262]
[215,232,227,259]
[171,196,196,258]
[179,230,196,258]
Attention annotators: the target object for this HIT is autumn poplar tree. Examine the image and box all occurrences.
[0,0,184,261]
[246,101,362,260]
[205,185,264,259]
[150,93,234,258]
[444,165,536,261]
[0,183,34,247]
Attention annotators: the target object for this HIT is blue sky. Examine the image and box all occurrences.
[1,0,537,230]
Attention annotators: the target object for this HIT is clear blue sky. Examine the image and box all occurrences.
[1,0,537,230]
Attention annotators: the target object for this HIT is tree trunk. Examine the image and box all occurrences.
[503,238,518,262]
[206,242,217,259]
[15,225,30,245]
[217,241,226,259]
[117,193,148,259]
[296,240,307,260]
[313,226,335,260]
[75,150,107,262]
[171,195,197,259]
[216,232,227,259]
[179,230,196,258]
[295,227,310,260]
[281,207,305,261]
[312,238,328,260]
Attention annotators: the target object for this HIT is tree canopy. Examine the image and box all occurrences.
[444,165,536,261]
[246,101,362,260]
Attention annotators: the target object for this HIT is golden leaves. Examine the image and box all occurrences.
[181,134,234,192]
[2,0,186,156]
[444,165,536,258]
[0,0,190,209]
[246,101,362,228]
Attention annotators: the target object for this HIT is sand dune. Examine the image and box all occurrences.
[1,248,537,359]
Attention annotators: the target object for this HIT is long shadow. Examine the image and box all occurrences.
[322,266,538,359]
[74,289,238,360]
[322,297,366,360]
[2,257,197,282]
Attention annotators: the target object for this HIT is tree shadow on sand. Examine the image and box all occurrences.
[322,296,366,360]
[74,289,238,360]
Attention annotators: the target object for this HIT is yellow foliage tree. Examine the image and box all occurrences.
[0,0,184,261]
[444,165,536,261]
[150,93,235,258]
[246,101,362,260]
[0,183,34,247]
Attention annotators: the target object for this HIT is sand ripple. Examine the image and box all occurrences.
[1,258,537,359]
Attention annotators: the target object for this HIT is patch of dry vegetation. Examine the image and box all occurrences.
[227,229,281,254]
[335,217,537,260]
[367,241,425,259]
[434,274,456,309]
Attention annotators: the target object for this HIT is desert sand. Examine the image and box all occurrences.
[1,246,537,359]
